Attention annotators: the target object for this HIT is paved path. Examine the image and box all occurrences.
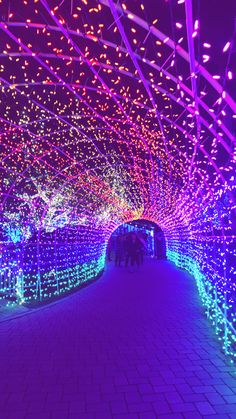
[1,259,236,419]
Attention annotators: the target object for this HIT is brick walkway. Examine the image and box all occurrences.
[1,259,236,419]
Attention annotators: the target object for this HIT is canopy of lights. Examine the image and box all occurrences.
[0,0,235,356]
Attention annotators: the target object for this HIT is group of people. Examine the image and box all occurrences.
[108,232,147,268]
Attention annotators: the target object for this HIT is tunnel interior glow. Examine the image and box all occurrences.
[0,1,236,357]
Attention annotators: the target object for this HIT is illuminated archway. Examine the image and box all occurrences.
[107,219,166,263]
[0,0,235,358]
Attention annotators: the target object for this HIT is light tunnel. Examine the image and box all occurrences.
[0,0,235,357]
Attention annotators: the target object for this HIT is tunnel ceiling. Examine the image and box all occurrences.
[0,0,236,237]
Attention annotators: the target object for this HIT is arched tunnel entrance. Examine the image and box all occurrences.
[107,220,166,265]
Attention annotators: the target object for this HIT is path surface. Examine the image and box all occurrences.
[1,259,236,419]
